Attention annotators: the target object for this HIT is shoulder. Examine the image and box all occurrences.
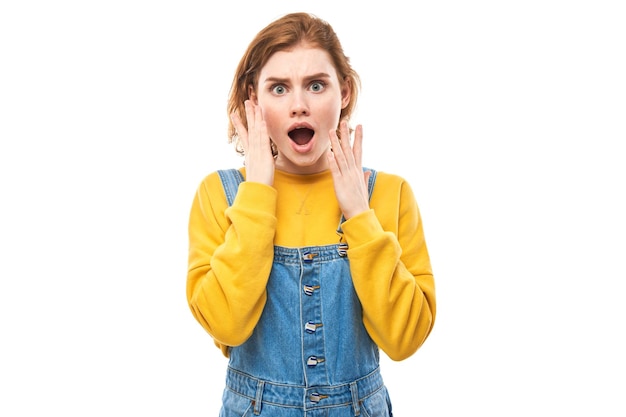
[368,169,419,209]
[369,169,412,194]
[192,168,246,207]
[197,168,246,190]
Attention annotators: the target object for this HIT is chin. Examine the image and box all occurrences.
[277,153,326,173]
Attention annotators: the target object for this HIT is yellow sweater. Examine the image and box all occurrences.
[187,168,435,361]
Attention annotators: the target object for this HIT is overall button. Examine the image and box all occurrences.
[303,284,320,296]
[302,251,318,262]
[307,355,325,367]
[305,321,322,333]
[309,393,329,403]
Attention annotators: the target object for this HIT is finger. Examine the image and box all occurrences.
[253,100,264,129]
[247,101,271,153]
[327,148,338,174]
[338,120,357,168]
[328,127,348,172]
[352,124,364,169]
[230,111,248,151]
[338,120,351,152]
[254,105,269,150]
[244,100,256,131]
[328,125,339,153]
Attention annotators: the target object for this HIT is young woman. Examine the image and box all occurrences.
[186,12,436,416]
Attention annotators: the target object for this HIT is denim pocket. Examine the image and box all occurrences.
[360,386,393,417]
[220,388,254,417]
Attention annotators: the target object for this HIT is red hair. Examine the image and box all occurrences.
[226,12,361,155]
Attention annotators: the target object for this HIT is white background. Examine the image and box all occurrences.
[1,1,625,415]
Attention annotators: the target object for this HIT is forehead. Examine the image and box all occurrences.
[259,45,339,81]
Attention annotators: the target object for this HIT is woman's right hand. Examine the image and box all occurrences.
[230,100,275,186]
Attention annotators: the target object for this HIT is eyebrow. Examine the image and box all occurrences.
[261,72,333,85]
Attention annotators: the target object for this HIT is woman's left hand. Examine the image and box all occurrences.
[327,120,371,220]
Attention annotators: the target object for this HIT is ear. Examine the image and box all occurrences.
[248,85,258,104]
[340,78,351,109]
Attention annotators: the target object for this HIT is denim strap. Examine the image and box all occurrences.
[217,169,245,207]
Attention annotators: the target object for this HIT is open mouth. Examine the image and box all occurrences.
[288,127,315,146]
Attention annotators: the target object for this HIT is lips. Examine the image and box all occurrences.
[288,125,315,146]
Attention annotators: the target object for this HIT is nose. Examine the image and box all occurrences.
[290,90,309,116]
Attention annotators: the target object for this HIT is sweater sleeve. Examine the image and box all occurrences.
[341,175,436,361]
[186,172,277,355]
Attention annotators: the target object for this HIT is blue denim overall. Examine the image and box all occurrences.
[217,169,392,417]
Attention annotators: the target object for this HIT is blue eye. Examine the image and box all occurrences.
[272,85,286,95]
[310,81,325,92]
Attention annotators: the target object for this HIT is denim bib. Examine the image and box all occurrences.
[216,169,392,417]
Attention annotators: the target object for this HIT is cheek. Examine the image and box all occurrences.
[259,106,276,126]
[321,102,342,128]
[323,96,343,117]
[258,106,281,138]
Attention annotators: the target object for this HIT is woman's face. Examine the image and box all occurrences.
[251,44,350,174]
